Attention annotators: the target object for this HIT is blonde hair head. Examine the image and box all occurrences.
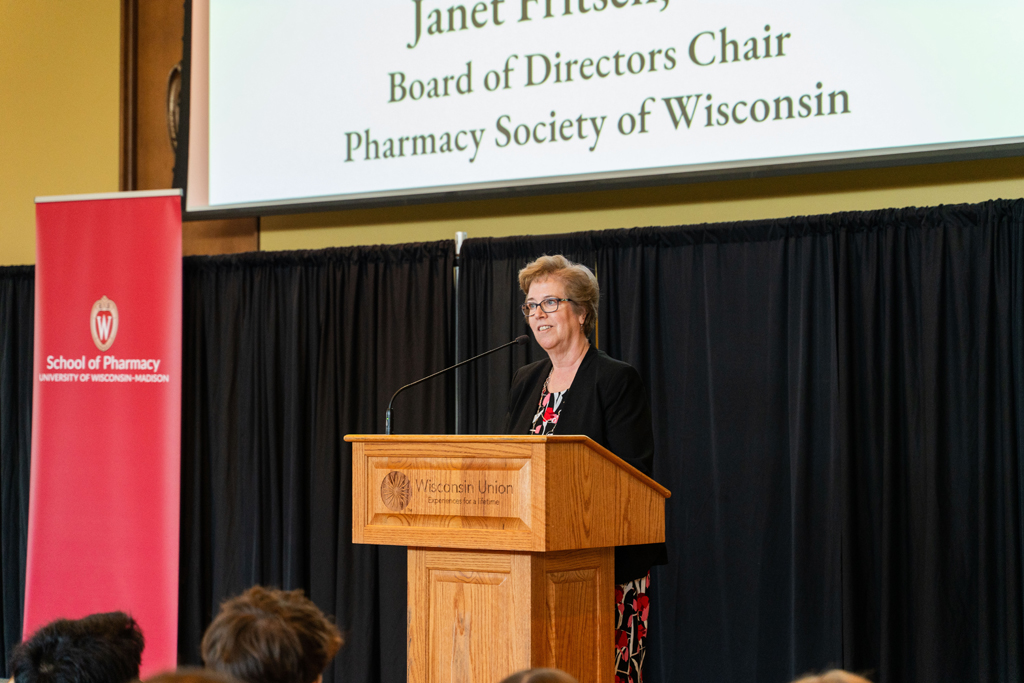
[791,670,873,683]
[518,255,599,338]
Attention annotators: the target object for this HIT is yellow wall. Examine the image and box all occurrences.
[0,1,121,266]
[260,156,1024,251]
[0,3,1020,264]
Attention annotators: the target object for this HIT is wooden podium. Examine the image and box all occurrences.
[345,435,670,683]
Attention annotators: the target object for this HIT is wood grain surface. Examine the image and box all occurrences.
[352,436,665,682]
[121,0,259,255]
[408,549,532,683]
[347,434,670,497]
[531,548,615,683]
[407,548,614,683]
[350,436,669,551]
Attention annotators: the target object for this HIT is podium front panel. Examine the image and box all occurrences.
[346,436,666,683]
[352,439,549,551]
[408,549,532,683]
[407,548,614,683]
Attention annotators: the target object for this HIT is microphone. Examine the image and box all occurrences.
[385,335,528,435]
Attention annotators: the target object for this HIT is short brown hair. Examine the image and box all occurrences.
[518,255,599,338]
[145,667,240,683]
[201,587,343,683]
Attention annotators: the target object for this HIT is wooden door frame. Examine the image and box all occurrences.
[120,0,138,192]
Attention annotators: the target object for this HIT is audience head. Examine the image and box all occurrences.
[200,586,343,683]
[498,668,578,683]
[9,611,145,683]
[144,667,239,683]
[791,669,872,683]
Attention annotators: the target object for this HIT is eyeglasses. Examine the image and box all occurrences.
[521,297,574,317]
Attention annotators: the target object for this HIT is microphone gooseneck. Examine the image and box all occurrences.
[385,335,529,435]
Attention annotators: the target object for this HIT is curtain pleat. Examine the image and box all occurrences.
[458,200,1024,683]
[0,266,33,676]
[461,220,843,682]
[598,222,842,683]
[178,244,454,683]
[837,202,1024,682]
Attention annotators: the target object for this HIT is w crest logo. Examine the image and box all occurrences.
[90,296,119,351]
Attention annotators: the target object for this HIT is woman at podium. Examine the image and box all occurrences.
[504,254,668,683]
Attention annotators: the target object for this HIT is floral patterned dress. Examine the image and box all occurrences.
[530,380,651,683]
[531,382,566,434]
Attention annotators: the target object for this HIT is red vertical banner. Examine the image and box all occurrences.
[26,191,183,676]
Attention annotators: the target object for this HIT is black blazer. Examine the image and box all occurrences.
[504,346,668,583]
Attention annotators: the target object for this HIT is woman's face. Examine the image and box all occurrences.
[525,277,586,354]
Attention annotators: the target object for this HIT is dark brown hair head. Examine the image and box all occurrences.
[200,587,343,683]
[10,611,145,683]
[144,667,240,683]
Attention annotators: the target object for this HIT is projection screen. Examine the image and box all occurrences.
[184,0,1024,216]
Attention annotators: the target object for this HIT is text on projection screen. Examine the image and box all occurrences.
[203,0,1024,207]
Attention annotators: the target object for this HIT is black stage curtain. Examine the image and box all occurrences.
[459,199,1024,683]
[3,200,1023,683]
[178,244,454,683]
[460,224,842,682]
[837,202,1024,682]
[0,266,32,676]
